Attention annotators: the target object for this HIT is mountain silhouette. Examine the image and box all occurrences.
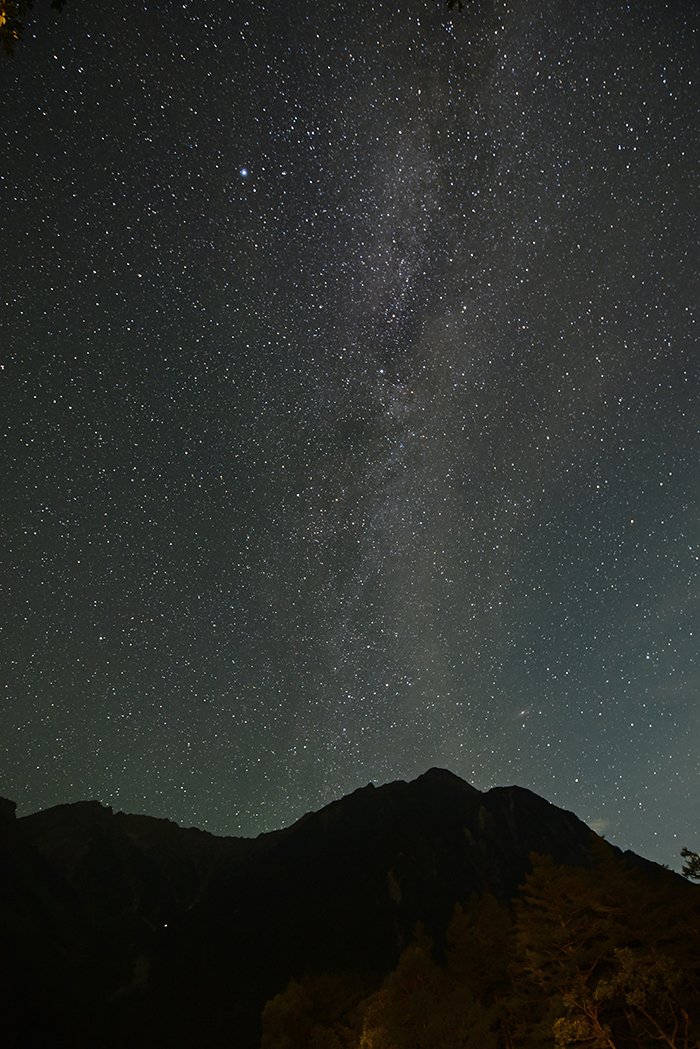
[0,769,681,1048]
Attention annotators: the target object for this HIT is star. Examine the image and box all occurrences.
[1,0,698,871]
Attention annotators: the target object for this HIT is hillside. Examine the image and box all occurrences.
[0,770,693,1048]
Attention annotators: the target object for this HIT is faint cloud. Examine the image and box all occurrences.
[588,818,615,836]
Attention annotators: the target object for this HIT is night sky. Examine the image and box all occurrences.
[2,0,699,868]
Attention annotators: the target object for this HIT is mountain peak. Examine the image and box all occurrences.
[414,766,481,791]
[1,773,684,1049]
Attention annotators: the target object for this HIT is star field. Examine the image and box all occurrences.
[1,0,699,867]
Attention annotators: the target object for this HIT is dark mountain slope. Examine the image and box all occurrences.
[0,769,683,1049]
[0,796,97,1047]
[19,799,256,927]
[134,768,676,1048]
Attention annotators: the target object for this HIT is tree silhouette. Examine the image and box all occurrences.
[681,847,700,882]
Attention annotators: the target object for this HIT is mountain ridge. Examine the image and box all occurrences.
[0,768,687,1048]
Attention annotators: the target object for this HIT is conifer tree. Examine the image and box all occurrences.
[358,923,498,1049]
[680,847,700,882]
[446,893,514,1047]
[513,843,700,1049]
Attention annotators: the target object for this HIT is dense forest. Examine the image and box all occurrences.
[261,843,700,1049]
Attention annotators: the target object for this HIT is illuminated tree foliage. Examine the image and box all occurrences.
[513,844,700,1049]
[261,845,700,1049]
[0,0,28,54]
[261,971,372,1049]
[357,924,498,1049]
[0,0,64,56]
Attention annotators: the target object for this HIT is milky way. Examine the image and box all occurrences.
[2,0,699,867]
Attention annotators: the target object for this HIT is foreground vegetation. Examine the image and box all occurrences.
[261,843,700,1049]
